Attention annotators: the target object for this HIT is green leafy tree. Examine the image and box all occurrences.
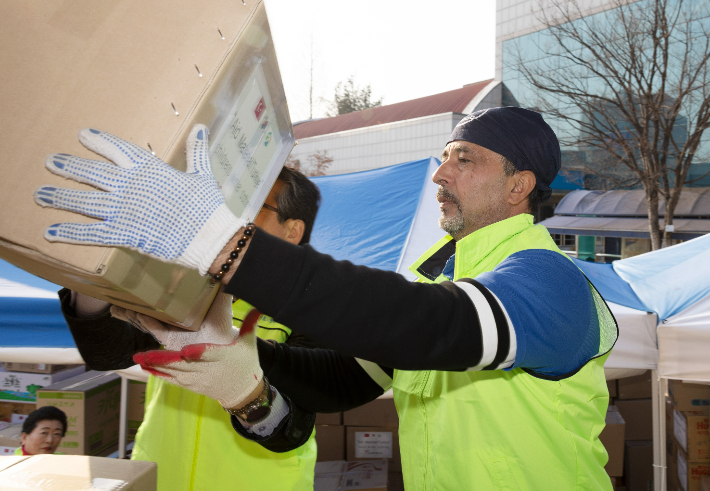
[329,77,383,116]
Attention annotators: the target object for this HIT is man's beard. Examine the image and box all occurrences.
[437,188,466,240]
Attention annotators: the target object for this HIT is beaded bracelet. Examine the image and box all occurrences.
[211,223,256,283]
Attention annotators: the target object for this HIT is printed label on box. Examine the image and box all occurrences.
[0,446,17,455]
[209,65,283,220]
[10,414,26,425]
[354,431,393,459]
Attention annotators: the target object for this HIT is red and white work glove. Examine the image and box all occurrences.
[112,293,263,410]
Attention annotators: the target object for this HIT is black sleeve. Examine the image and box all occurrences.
[59,288,160,371]
[225,229,486,371]
[258,339,389,412]
[237,339,390,453]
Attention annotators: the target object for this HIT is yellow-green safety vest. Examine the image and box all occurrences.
[395,214,617,491]
[131,300,317,491]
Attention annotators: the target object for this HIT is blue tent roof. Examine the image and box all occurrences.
[310,158,434,271]
[572,258,648,312]
[0,259,75,348]
[613,232,710,319]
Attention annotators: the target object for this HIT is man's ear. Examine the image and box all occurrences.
[283,219,305,245]
[508,170,536,207]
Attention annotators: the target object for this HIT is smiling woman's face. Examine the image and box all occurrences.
[21,419,64,454]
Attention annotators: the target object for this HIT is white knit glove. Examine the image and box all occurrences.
[34,124,245,275]
[131,295,263,409]
[111,293,237,350]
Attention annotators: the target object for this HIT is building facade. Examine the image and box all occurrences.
[288,79,503,176]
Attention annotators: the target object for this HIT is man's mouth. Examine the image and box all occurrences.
[436,189,459,210]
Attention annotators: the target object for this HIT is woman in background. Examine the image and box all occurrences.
[16,406,67,455]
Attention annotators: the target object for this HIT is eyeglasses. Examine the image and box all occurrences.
[261,203,279,214]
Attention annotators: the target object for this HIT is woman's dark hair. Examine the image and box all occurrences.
[22,406,68,437]
[276,167,321,244]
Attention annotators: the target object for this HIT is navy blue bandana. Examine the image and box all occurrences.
[447,107,561,201]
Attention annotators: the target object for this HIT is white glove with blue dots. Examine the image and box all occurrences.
[34,124,245,275]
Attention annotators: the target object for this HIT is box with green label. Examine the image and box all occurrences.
[35,371,121,456]
[0,366,86,403]
[128,380,147,442]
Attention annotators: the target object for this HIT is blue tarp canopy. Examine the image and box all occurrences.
[613,232,710,320]
[572,259,648,312]
[0,259,74,348]
[310,157,444,279]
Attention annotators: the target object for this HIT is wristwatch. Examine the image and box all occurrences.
[225,377,273,424]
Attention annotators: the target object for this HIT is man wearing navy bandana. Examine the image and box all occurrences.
[39,107,619,491]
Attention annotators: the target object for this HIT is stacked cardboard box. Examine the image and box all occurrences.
[600,406,626,477]
[314,412,344,462]
[668,380,710,491]
[0,454,156,491]
[0,364,86,422]
[127,380,147,443]
[343,390,401,487]
[36,370,121,456]
[0,422,22,455]
[607,371,654,490]
[314,460,388,491]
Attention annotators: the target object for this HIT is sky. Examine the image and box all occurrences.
[265,0,497,123]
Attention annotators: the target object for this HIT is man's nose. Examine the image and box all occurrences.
[432,161,452,185]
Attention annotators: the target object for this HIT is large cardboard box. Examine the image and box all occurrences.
[624,440,654,491]
[614,398,653,440]
[0,401,35,423]
[36,371,121,456]
[0,366,86,403]
[316,412,343,426]
[0,0,293,329]
[617,370,652,400]
[670,437,681,491]
[315,425,345,462]
[2,363,82,374]
[346,426,401,472]
[127,380,146,443]
[607,379,618,399]
[0,423,22,455]
[314,460,388,491]
[674,410,710,462]
[0,454,156,491]
[678,447,710,491]
[343,392,398,428]
[671,381,710,412]
[600,406,626,476]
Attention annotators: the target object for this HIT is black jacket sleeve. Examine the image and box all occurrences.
[59,288,160,371]
[225,229,483,371]
[259,339,388,413]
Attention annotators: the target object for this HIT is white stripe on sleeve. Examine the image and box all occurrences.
[355,358,393,391]
[453,281,499,370]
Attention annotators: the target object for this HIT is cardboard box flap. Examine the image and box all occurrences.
[0,457,30,473]
[38,371,119,393]
[0,455,156,491]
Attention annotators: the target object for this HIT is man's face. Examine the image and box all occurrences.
[432,141,512,241]
[254,179,288,238]
[21,419,63,455]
